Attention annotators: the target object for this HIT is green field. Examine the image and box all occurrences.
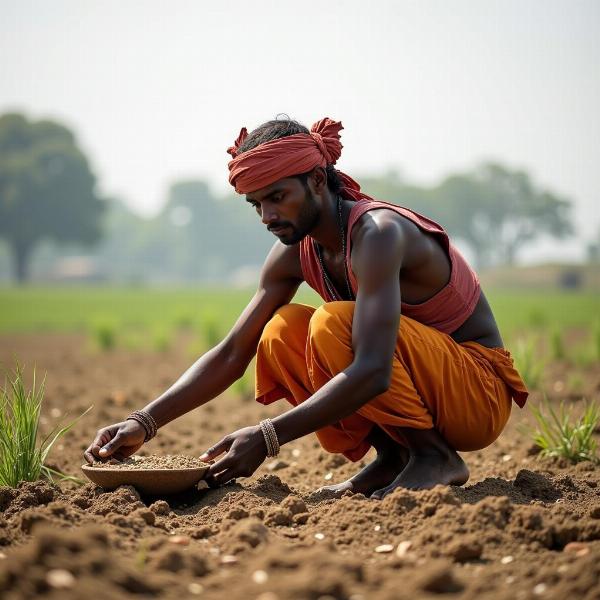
[0,286,597,336]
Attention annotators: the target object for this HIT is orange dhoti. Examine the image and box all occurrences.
[255,302,528,462]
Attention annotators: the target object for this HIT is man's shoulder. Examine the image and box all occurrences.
[261,240,303,284]
[352,205,421,246]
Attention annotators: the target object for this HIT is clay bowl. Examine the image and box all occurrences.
[81,463,210,495]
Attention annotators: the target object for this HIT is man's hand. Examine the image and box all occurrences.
[84,420,146,464]
[201,425,268,487]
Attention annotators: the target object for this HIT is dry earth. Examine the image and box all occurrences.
[1,333,600,600]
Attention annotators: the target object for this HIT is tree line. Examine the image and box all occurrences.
[0,113,580,283]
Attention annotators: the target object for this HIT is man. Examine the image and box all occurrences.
[84,117,528,499]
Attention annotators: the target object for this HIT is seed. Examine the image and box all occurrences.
[502,454,512,462]
[374,525,381,531]
[169,535,190,546]
[501,555,514,564]
[324,472,333,480]
[0,552,6,560]
[46,569,75,589]
[375,544,394,553]
[188,583,204,595]
[533,583,547,595]
[50,407,62,418]
[255,594,279,600]
[252,570,269,584]
[506,576,515,584]
[563,542,589,556]
[221,554,238,564]
[291,448,301,458]
[396,541,412,557]
[314,533,325,540]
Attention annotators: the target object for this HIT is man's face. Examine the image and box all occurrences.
[245,176,320,245]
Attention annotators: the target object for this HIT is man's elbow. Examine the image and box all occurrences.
[353,362,392,396]
[370,371,391,396]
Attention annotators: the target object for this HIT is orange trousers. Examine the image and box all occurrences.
[255,302,527,462]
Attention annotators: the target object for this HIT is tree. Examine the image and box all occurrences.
[0,113,104,282]
[434,163,574,269]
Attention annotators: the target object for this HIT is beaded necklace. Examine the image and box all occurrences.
[314,196,355,301]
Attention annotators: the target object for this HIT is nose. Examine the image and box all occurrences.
[261,203,279,226]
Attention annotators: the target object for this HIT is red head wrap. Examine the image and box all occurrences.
[226,117,370,202]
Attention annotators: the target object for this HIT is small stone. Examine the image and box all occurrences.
[375,544,394,553]
[291,448,301,458]
[252,569,269,584]
[396,541,412,557]
[188,582,204,595]
[209,547,220,555]
[221,554,238,564]
[563,542,589,556]
[553,381,565,393]
[314,532,325,540]
[149,500,171,516]
[169,535,190,546]
[557,564,569,573]
[501,555,514,564]
[267,459,289,471]
[324,472,333,481]
[50,407,62,418]
[0,552,6,560]
[197,480,209,490]
[589,505,600,519]
[533,583,547,595]
[374,524,381,531]
[256,593,279,600]
[502,454,512,462]
[46,569,75,589]
[506,576,515,584]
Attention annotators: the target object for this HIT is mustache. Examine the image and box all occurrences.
[267,222,293,232]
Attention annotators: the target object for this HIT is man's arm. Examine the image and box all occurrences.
[84,241,302,462]
[143,242,302,428]
[272,212,406,444]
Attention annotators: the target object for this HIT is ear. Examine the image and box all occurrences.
[310,166,328,195]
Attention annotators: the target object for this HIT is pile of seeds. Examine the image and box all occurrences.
[90,454,209,470]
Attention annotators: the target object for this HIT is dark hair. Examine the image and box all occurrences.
[237,115,342,194]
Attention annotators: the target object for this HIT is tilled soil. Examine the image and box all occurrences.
[1,332,600,600]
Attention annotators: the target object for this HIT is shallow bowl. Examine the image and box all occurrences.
[81,463,209,495]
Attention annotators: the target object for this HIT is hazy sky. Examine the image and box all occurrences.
[2,0,599,261]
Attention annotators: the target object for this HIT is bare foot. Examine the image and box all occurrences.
[370,450,469,499]
[319,447,409,497]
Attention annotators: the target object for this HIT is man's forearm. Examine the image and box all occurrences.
[142,342,249,428]
[272,363,388,445]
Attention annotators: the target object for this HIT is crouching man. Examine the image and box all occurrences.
[84,117,528,499]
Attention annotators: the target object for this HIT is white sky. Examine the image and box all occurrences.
[1,0,599,261]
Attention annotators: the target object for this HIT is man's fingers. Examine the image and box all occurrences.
[98,434,123,458]
[83,447,96,464]
[200,436,231,462]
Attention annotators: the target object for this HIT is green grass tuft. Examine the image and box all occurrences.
[0,365,91,487]
[549,328,565,361]
[91,319,118,351]
[527,397,599,463]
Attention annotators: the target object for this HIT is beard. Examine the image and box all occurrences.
[270,188,320,245]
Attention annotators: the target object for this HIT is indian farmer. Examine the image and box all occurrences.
[84,117,528,499]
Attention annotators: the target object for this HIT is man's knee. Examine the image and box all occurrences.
[308,301,354,347]
[260,303,313,348]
